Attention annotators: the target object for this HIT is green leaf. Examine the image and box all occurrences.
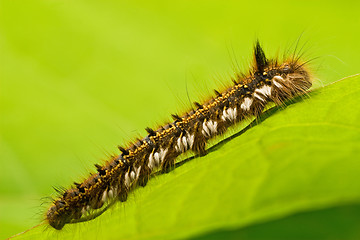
[191,203,360,240]
[2,1,360,238]
[10,75,360,239]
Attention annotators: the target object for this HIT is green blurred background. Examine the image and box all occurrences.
[1,0,359,239]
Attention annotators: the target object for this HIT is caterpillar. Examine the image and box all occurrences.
[45,41,312,230]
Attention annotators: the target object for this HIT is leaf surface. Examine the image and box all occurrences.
[11,76,360,239]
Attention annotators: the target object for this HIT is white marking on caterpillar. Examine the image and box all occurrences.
[202,120,210,137]
[154,152,160,166]
[225,108,237,121]
[232,108,237,120]
[272,76,284,88]
[206,120,218,134]
[273,75,284,81]
[175,133,194,151]
[273,80,283,88]
[256,85,272,97]
[188,134,195,148]
[108,189,114,199]
[221,108,227,121]
[101,190,108,203]
[124,172,131,188]
[202,119,218,136]
[148,152,155,170]
[177,136,184,152]
[130,170,136,181]
[161,148,168,163]
[222,108,236,121]
[135,166,141,180]
[182,136,187,150]
[241,97,253,111]
[254,92,265,102]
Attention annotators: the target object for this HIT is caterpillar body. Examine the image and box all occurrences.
[46,41,312,230]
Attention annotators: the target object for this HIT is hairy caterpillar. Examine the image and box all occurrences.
[46,41,312,230]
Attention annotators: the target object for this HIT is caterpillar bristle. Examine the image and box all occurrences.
[145,127,156,136]
[94,164,102,170]
[254,41,268,72]
[231,78,237,85]
[214,89,222,97]
[117,146,129,155]
[193,101,203,109]
[73,182,81,187]
[52,187,62,194]
[171,114,182,122]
